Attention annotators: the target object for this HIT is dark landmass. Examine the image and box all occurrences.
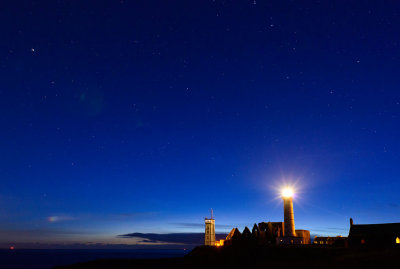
[54,245,400,269]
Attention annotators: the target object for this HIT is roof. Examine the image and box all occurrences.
[242,226,252,238]
[349,223,400,237]
[226,228,241,240]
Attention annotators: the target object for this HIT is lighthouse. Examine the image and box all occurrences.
[204,209,216,246]
[282,188,296,237]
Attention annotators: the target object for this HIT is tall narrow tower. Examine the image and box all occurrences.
[204,209,215,246]
[282,188,296,237]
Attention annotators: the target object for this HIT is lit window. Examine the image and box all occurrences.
[396,237,400,244]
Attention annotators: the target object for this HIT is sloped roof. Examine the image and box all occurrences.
[252,223,259,235]
[242,226,252,238]
[349,223,400,237]
[226,228,241,240]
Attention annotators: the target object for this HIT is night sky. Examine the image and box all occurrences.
[1,1,400,248]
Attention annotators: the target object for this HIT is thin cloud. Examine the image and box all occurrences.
[47,215,75,223]
[173,222,233,229]
[118,232,227,245]
[311,227,349,235]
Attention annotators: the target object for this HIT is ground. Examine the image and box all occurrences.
[54,245,400,269]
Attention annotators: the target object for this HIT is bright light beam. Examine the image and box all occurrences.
[281,188,294,198]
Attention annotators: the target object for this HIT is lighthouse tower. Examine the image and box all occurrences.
[204,209,215,246]
[282,188,296,237]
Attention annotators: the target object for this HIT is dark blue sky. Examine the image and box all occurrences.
[1,0,400,247]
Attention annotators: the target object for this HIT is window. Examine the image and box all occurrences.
[396,237,400,244]
[361,239,365,244]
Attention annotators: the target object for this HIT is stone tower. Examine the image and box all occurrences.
[204,209,215,246]
[283,194,296,237]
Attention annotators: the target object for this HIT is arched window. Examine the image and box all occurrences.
[396,237,400,244]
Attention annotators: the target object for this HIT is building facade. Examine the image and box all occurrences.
[313,236,347,246]
[204,210,215,246]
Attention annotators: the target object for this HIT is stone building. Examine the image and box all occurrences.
[313,236,347,246]
[224,221,310,246]
[294,230,311,244]
[348,218,400,247]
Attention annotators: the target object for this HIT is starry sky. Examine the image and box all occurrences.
[1,0,400,248]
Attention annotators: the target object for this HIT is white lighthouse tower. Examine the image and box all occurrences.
[204,209,215,246]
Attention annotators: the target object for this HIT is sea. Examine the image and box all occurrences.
[0,249,188,269]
